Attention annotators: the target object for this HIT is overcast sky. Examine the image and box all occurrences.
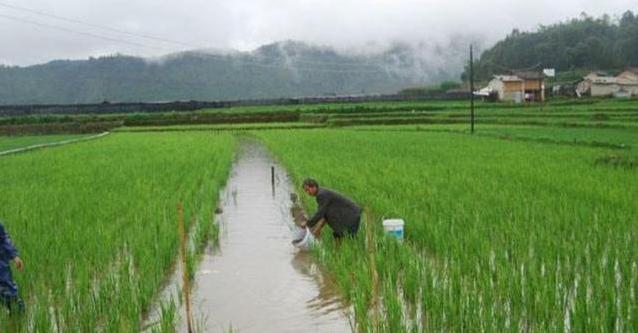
[0,0,635,66]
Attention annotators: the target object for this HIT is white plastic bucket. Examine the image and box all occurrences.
[291,226,316,251]
[291,226,306,241]
[382,219,405,241]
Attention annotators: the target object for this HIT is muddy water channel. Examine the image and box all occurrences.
[183,143,352,332]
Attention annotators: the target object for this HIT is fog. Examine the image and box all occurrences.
[0,0,635,66]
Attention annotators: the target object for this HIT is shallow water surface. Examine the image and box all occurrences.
[187,143,352,332]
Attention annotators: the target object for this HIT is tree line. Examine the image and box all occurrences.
[464,11,638,81]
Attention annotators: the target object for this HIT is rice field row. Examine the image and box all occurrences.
[0,134,90,153]
[257,128,638,332]
[353,124,638,158]
[2,98,636,135]
[113,122,322,133]
[0,132,235,332]
[0,100,636,332]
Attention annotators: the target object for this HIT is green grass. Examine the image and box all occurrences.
[0,132,235,332]
[256,129,638,332]
[0,134,90,152]
[466,126,638,155]
[307,99,638,129]
[113,122,323,132]
[353,124,638,156]
[2,98,637,134]
[1,98,637,331]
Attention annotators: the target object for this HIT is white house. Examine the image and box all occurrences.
[577,69,638,97]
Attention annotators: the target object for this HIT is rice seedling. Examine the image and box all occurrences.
[0,134,90,152]
[0,132,235,332]
[1,99,636,331]
[256,128,637,331]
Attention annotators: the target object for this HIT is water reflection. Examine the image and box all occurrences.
[290,252,348,316]
[181,141,351,332]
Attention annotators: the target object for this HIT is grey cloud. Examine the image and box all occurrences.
[0,0,634,66]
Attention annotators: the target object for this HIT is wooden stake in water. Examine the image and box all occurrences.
[178,202,194,333]
[271,166,275,197]
[365,208,380,331]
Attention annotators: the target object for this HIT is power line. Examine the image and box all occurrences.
[477,58,542,73]
[0,13,167,50]
[0,1,203,49]
[0,13,394,74]
[0,14,400,75]
[253,55,384,68]
[188,53,392,73]
[0,1,384,69]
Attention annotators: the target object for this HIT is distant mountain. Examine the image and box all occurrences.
[0,40,467,105]
[465,11,638,81]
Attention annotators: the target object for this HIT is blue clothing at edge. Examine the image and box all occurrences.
[0,222,19,298]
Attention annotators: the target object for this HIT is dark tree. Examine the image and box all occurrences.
[463,11,638,80]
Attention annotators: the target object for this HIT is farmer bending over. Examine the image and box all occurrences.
[302,178,361,239]
[0,220,24,314]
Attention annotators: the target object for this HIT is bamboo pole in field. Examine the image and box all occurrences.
[365,208,380,331]
[178,202,194,333]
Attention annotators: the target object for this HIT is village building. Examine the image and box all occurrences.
[617,67,638,81]
[576,69,638,97]
[616,68,638,96]
[576,72,619,97]
[486,71,545,103]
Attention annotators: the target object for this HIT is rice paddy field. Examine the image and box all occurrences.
[0,134,90,153]
[0,133,235,331]
[0,98,636,332]
[257,127,637,332]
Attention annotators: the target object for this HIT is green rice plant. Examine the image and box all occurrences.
[0,132,235,332]
[150,299,177,333]
[114,122,323,133]
[257,128,637,332]
[4,98,638,136]
[0,134,90,152]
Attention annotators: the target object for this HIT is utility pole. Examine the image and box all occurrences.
[540,66,544,112]
[470,44,475,134]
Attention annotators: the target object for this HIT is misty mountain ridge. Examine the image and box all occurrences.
[0,40,468,105]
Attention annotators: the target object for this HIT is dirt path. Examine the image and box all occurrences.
[0,132,110,157]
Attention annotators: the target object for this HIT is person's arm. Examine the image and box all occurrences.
[307,191,330,228]
[0,224,21,270]
[310,218,326,237]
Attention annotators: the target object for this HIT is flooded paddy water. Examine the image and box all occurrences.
[176,142,352,332]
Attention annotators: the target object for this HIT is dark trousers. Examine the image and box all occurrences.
[332,216,361,239]
[0,261,23,314]
[0,295,24,314]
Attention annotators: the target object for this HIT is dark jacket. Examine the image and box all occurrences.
[0,223,17,263]
[0,222,19,297]
[307,188,362,234]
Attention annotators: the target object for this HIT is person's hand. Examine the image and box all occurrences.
[13,256,24,271]
[311,219,325,237]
